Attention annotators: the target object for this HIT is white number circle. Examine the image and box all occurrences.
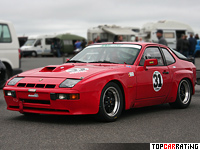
[153,71,163,92]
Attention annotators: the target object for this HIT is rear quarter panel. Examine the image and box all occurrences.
[165,59,196,103]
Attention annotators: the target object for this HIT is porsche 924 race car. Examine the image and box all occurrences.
[3,42,196,122]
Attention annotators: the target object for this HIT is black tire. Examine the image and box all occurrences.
[96,82,123,122]
[31,51,37,57]
[22,112,39,116]
[0,71,8,89]
[169,79,192,109]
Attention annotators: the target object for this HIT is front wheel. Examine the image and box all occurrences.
[169,79,192,109]
[0,70,8,89]
[96,82,123,122]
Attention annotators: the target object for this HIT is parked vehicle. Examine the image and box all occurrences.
[3,42,196,122]
[141,20,194,49]
[18,36,28,47]
[87,25,139,42]
[0,20,22,79]
[0,60,6,88]
[20,34,57,57]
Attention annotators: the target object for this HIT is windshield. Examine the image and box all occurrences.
[24,39,36,46]
[70,44,141,65]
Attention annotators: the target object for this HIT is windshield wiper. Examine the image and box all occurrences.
[66,60,86,63]
[88,60,119,64]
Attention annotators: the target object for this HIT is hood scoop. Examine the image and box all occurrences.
[39,65,74,72]
[40,66,56,72]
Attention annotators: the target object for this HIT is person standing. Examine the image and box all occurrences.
[188,34,197,56]
[135,36,139,42]
[195,34,199,40]
[176,34,184,52]
[55,39,61,57]
[74,40,82,53]
[74,40,82,50]
[156,30,168,46]
[117,35,123,42]
[93,36,101,43]
[81,39,87,50]
[178,34,189,57]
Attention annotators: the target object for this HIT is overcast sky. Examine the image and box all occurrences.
[0,0,199,38]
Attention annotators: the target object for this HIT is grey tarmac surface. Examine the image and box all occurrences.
[0,57,200,150]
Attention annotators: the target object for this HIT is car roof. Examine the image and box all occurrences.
[91,42,168,48]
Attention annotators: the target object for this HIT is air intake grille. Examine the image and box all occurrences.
[23,99,50,105]
[17,83,56,88]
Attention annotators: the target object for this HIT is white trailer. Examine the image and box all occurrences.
[87,25,139,42]
[140,20,194,49]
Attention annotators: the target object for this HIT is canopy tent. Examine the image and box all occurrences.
[102,27,137,35]
[55,33,85,54]
[56,33,85,40]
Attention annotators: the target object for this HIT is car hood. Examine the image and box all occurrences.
[18,63,128,79]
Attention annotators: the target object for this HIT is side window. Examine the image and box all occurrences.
[35,39,42,46]
[0,24,12,43]
[162,48,175,65]
[140,47,164,66]
[163,32,175,38]
[63,40,73,45]
[45,38,53,45]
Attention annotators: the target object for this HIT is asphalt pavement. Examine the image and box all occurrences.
[0,57,200,150]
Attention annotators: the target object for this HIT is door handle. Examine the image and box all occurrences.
[163,71,169,74]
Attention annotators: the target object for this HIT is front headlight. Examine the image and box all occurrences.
[59,79,81,88]
[7,77,24,86]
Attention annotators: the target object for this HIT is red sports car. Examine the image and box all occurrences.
[3,43,196,122]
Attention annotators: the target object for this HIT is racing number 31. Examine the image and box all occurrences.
[153,71,163,92]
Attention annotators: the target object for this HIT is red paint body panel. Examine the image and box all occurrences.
[3,42,196,115]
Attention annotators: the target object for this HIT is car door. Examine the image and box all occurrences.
[136,46,171,104]
[34,39,42,54]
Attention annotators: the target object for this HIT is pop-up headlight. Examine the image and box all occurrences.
[59,79,81,88]
[7,77,24,86]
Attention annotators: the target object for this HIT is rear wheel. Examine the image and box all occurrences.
[96,82,123,122]
[169,79,192,109]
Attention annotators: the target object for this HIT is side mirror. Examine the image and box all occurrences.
[144,59,158,70]
[66,58,70,62]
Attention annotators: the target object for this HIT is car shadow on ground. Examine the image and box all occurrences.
[7,103,177,125]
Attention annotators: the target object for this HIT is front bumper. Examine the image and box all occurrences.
[3,87,100,115]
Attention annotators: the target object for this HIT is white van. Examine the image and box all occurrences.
[21,34,57,57]
[0,20,22,82]
[141,20,194,49]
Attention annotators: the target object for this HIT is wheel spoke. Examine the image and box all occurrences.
[107,91,113,97]
[102,86,121,117]
[108,106,113,113]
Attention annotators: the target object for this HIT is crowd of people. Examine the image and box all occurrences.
[156,29,199,57]
[176,34,198,57]
[74,35,145,52]
[51,32,199,58]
